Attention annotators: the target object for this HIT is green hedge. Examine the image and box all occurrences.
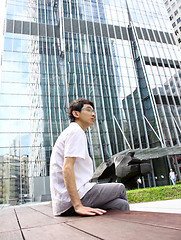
[127,185,181,204]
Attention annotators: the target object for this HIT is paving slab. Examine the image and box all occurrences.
[0,208,20,233]
[0,230,23,240]
[106,210,181,230]
[22,222,98,240]
[67,211,181,240]
[29,203,84,223]
[14,205,58,229]
[1,202,181,240]
[28,203,53,217]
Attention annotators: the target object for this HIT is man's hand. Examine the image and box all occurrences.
[74,205,107,216]
[63,157,106,216]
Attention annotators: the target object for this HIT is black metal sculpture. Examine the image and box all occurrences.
[91,151,152,189]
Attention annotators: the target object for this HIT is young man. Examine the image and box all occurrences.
[50,98,129,216]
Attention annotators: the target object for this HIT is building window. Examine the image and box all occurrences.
[178,38,181,43]
[174,10,178,16]
[144,56,150,65]
[169,59,175,68]
[177,17,181,24]
[167,7,171,13]
[165,0,168,5]
[161,96,167,105]
[163,59,169,67]
[175,29,179,35]
[171,2,176,8]
[172,22,176,28]
[159,31,167,43]
[157,58,163,67]
[169,15,173,21]
[142,28,149,40]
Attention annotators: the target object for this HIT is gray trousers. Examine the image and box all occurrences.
[62,183,129,216]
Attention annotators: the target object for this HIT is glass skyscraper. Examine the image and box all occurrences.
[0,0,181,204]
[163,0,181,47]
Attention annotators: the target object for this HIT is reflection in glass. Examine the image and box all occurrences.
[0,0,181,204]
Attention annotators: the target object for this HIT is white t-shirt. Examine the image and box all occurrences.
[50,122,95,216]
[170,171,176,180]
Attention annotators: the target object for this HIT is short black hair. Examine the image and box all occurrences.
[67,98,94,122]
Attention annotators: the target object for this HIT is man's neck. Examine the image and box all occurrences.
[74,120,87,132]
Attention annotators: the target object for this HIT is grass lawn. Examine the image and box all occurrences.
[127,184,181,204]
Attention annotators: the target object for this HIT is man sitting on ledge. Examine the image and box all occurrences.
[50,98,129,216]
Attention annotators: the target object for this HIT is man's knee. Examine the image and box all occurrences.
[113,182,125,189]
[118,183,126,190]
[116,183,127,197]
[122,200,130,211]
[106,198,130,211]
[116,197,130,211]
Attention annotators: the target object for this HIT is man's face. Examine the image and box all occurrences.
[74,104,95,129]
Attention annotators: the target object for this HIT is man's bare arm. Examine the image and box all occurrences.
[62,157,106,216]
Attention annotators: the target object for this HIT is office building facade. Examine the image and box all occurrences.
[0,0,181,203]
[163,0,181,47]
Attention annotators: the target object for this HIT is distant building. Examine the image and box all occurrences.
[0,0,181,203]
[163,0,181,47]
[0,142,29,204]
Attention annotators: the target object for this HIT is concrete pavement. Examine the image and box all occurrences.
[130,199,181,214]
[1,198,181,214]
[1,202,181,240]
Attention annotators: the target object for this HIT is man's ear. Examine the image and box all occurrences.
[72,110,79,119]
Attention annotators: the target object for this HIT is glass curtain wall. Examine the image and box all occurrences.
[0,0,181,204]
